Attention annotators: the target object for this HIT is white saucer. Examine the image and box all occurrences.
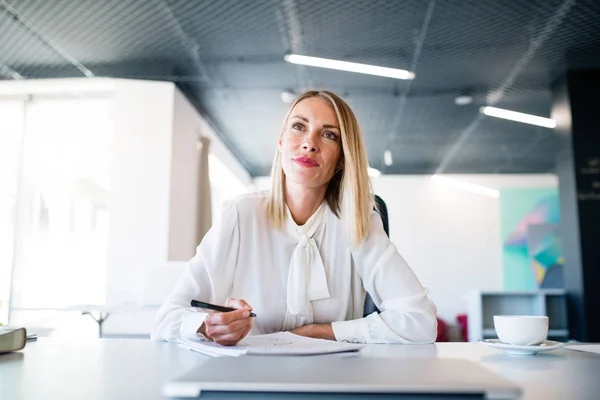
[482,339,565,355]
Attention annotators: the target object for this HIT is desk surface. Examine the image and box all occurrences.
[1,339,599,399]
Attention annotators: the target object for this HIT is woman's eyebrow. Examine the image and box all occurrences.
[291,115,339,130]
[290,114,309,123]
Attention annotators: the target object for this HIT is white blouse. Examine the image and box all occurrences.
[151,192,438,344]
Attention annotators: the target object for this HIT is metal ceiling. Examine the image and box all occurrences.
[1,0,599,176]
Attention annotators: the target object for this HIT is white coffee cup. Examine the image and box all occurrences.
[493,315,549,345]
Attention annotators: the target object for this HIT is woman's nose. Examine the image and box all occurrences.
[302,131,318,152]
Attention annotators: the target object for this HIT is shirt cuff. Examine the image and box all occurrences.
[180,310,209,340]
[331,318,370,343]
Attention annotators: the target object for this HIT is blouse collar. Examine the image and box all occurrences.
[283,200,331,319]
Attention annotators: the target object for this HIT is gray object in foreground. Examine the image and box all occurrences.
[0,327,26,353]
[164,356,521,399]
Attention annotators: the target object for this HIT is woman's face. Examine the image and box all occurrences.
[279,97,343,190]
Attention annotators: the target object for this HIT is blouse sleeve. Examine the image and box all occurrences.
[150,200,240,342]
[331,211,438,344]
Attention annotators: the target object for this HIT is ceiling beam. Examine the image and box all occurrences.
[0,60,23,80]
[151,0,215,86]
[0,0,94,77]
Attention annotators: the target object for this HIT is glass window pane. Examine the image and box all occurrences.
[0,101,25,325]
[10,98,114,311]
[209,153,251,220]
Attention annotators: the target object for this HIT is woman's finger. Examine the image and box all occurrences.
[205,308,250,326]
[225,297,253,311]
[239,322,252,341]
[211,323,250,346]
[205,317,251,336]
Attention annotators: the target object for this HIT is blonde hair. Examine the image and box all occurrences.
[266,90,374,247]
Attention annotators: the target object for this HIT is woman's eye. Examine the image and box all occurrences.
[291,123,304,130]
[323,131,338,140]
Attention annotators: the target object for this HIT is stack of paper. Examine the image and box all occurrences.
[564,344,600,355]
[178,331,365,357]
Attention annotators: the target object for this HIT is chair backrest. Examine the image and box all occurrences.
[363,195,388,317]
[374,194,389,236]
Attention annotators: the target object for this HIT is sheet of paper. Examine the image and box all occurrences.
[179,338,246,357]
[178,332,364,357]
[564,344,600,355]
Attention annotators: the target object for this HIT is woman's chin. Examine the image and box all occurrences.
[286,173,326,188]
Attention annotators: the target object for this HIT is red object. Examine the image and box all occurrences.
[436,317,449,342]
[456,314,468,342]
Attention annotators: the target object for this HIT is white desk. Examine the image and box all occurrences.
[1,339,599,399]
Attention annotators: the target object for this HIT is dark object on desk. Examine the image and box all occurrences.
[457,314,469,342]
[0,327,26,354]
[26,333,38,342]
[164,356,521,399]
[363,195,388,317]
[437,317,449,342]
[191,300,257,317]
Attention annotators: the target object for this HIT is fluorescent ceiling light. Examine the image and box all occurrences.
[284,54,415,80]
[368,167,381,177]
[280,89,295,104]
[431,175,499,198]
[480,106,556,128]
[384,150,393,166]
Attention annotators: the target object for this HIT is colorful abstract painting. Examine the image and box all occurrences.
[500,189,563,290]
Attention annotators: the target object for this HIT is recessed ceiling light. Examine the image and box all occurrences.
[384,150,393,166]
[480,106,556,128]
[454,95,473,105]
[280,89,296,104]
[284,54,415,80]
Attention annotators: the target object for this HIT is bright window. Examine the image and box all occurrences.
[209,153,252,220]
[6,97,113,334]
[0,101,25,325]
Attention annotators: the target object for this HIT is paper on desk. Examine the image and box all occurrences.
[178,331,364,357]
[564,344,600,355]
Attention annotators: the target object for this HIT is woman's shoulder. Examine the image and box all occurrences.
[224,190,269,214]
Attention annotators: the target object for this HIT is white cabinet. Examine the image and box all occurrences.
[466,290,568,342]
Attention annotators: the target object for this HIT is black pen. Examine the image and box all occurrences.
[190,300,257,317]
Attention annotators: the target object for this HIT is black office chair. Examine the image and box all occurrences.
[363,195,388,317]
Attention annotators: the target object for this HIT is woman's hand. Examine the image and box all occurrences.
[291,323,335,340]
[198,298,253,346]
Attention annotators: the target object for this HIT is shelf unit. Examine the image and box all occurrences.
[466,290,569,342]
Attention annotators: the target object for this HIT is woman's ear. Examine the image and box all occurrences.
[278,130,284,150]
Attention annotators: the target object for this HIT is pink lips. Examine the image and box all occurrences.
[293,156,319,168]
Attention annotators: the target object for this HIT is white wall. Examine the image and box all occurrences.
[107,80,252,303]
[168,88,202,261]
[104,81,253,335]
[373,174,557,324]
[253,174,557,327]
[168,89,254,261]
[108,80,175,304]
[105,81,253,334]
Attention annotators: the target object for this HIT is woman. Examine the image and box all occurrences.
[151,90,437,345]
